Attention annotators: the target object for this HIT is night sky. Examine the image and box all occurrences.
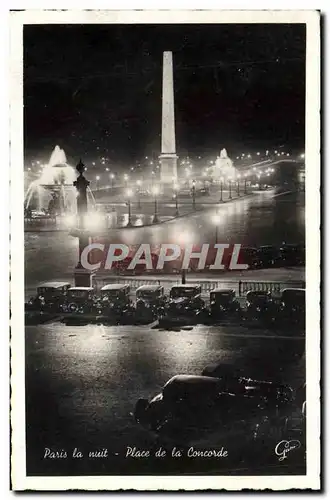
[24,24,306,164]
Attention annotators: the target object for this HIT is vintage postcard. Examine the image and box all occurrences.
[10,9,320,491]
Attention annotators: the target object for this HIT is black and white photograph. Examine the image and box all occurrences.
[10,9,320,491]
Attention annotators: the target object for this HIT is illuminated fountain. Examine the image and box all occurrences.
[211,148,236,180]
[24,146,96,215]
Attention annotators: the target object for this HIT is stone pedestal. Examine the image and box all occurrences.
[74,267,94,287]
[159,153,178,184]
[73,159,94,288]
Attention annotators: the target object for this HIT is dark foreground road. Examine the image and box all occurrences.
[25,322,305,476]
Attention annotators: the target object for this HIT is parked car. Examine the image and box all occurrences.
[256,245,280,268]
[209,288,242,319]
[97,284,133,317]
[135,285,167,321]
[279,288,305,328]
[134,374,295,446]
[197,186,210,196]
[26,281,71,312]
[61,286,97,314]
[166,284,206,319]
[279,243,305,266]
[136,188,150,197]
[238,247,259,269]
[245,290,277,324]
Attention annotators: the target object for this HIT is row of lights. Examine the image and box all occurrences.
[25,150,305,177]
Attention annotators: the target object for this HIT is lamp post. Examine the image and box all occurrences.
[152,186,159,224]
[219,177,224,202]
[192,179,196,210]
[257,173,262,190]
[73,159,93,287]
[228,178,232,199]
[236,175,241,196]
[244,173,248,194]
[110,173,115,188]
[212,213,221,244]
[136,180,142,209]
[96,175,100,190]
[126,188,133,226]
[173,183,179,216]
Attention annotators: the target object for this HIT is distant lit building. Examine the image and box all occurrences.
[210,148,236,179]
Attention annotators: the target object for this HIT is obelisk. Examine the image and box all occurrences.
[159,51,178,184]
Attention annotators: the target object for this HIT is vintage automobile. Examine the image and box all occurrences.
[26,281,71,312]
[238,247,259,270]
[134,374,295,446]
[244,290,277,324]
[165,284,206,319]
[96,284,133,317]
[279,243,305,267]
[61,286,97,314]
[135,285,167,321]
[209,288,242,319]
[255,245,280,268]
[279,288,305,328]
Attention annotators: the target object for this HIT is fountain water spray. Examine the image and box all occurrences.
[24,145,95,216]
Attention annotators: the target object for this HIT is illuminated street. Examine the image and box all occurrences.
[26,321,305,475]
[25,189,305,291]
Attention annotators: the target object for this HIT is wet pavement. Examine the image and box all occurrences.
[25,189,305,289]
[25,321,305,476]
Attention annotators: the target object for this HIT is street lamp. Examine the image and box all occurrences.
[173,183,179,216]
[136,180,142,209]
[257,173,262,190]
[228,177,232,199]
[219,177,224,202]
[236,174,241,196]
[191,179,196,210]
[152,186,159,224]
[110,173,115,188]
[176,231,192,284]
[244,173,248,194]
[96,175,100,190]
[212,213,221,244]
[126,188,133,226]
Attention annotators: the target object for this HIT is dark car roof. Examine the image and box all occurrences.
[38,281,71,289]
[171,284,201,289]
[211,288,234,294]
[136,285,162,292]
[246,290,270,296]
[68,287,94,291]
[101,284,129,291]
[163,375,224,397]
[162,374,292,401]
[282,288,305,297]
